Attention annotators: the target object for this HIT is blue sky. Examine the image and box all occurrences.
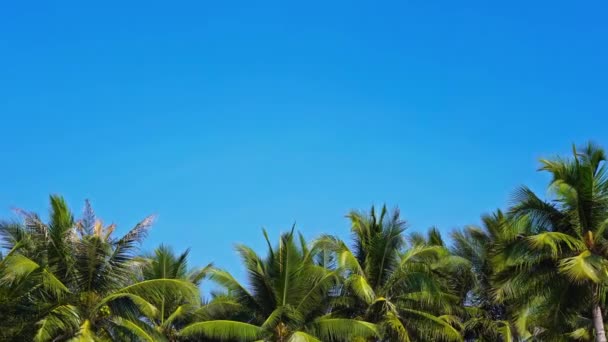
[1,1,607,279]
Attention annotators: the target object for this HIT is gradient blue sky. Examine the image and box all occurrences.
[1,1,607,278]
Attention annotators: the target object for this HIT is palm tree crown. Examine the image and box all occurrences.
[317,205,466,341]
[181,227,378,342]
[3,142,608,342]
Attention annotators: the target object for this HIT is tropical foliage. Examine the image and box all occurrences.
[2,141,608,341]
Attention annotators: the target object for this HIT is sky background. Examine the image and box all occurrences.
[1,1,607,281]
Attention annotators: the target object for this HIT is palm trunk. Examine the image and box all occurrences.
[593,304,607,342]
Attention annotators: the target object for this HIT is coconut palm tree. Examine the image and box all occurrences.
[180,227,378,341]
[451,211,541,341]
[0,236,69,341]
[496,142,608,342]
[0,195,199,341]
[125,245,212,341]
[316,205,465,341]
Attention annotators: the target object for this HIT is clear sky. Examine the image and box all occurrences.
[1,1,607,279]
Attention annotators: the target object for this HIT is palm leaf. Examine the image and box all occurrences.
[345,274,376,304]
[34,305,81,342]
[559,250,607,283]
[309,318,379,341]
[111,317,163,342]
[400,308,463,342]
[527,232,584,257]
[180,320,262,340]
[288,331,322,342]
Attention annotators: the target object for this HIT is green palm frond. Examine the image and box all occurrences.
[308,318,379,341]
[46,195,76,280]
[188,262,213,285]
[196,295,244,320]
[34,305,81,342]
[381,311,411,342]
[527,232,585,257]
[1,253,69,298]
[294,266,339,313]
[288,331,322,342]
[496,320,513,342]
[97,292,158,318]
[559,250,607,283]
[324,236,365,275]
[236,243,276,312]
[180,320,262,340]
[1,253,43,281]
[397,291,460,313]
[209,267,259,311]
[162,304,197,329]
[400,308,463,342]
[113,278,200,305]
[426,227,445,246]
[510,186,569,233]
[69,319,97,342]
[142,244,189,279]
[345,273,376,304]
[111,317,164,342]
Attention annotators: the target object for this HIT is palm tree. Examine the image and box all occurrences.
[127,245,212,341]
[181,227,378,341]
[317,205,465,341]
[451,211,540,341]
[0,235,69,341]
[0,195,199,341]
[497,142,608,342]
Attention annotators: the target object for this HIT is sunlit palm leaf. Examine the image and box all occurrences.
[34,305,80,342]
[111,317,163,342]
[180,320,262,340]
[309,318,378,341]
[559,250,607,283]
[288,331,322,342]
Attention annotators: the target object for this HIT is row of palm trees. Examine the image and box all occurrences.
[2,142,608,341]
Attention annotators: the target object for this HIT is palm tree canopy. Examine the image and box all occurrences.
[181,227,378,342]
[3,142,608,342]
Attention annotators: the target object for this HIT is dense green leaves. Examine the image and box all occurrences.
[4,142,608,341]
[180,320,262,340]
[181,228,376,341]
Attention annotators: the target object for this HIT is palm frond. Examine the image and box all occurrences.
[345,274,376,305]
[196,295,244,320]
[34,305,81,342]
[559,250,607,283]
[111,317,163,342]
[309,318,379,341]
[527,232,585,257]
[288,331,322,342]
[400,308,463,342]
[208,268,259,311]
[113,278,200,304]
[180,320,262,341]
